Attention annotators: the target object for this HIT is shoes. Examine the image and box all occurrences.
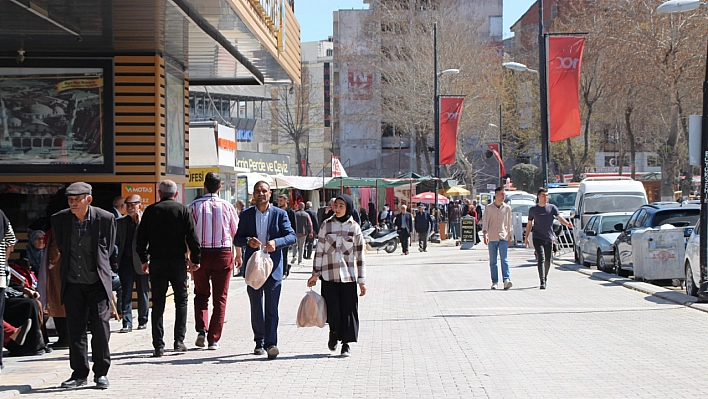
[137,324,147,330]
[419,247,423,252]
[327,332,338,352]
[174,341,188,352]
[540,279,547,290]
[208,342,220,350]
[12,318,32,346]
[341,343,351,357]
[503,280,513,290]
[44,346,53,354]
[298,263,303,267]
[195,331,206,348]
[61,377,87,388]
[94,375,109,389]
[51,341,70,350]
[152,348,165,357]
[424,249,427,252]
[254,345,266,355]
[266,345,279,360]
[491,283,498,290]
[119,327,132,333]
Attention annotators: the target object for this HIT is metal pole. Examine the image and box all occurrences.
[434,22,440,230]
[538,0,550,188]
[499,104,504,187]
[698,39,708,303]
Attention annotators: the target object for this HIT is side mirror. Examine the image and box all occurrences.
[569,207,576,218]
[586,230,596,237]
[614,223,625,232]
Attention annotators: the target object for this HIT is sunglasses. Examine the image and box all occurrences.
[126,201,141,206]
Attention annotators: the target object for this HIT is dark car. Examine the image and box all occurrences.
[613,203,699,277]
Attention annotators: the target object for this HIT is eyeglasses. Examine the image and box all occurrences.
[126,201,141,206]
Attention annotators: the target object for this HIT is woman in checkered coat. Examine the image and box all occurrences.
[307,194,366,357]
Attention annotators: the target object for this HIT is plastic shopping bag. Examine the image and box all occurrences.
[245,249,273,290]
[296,289,327,328]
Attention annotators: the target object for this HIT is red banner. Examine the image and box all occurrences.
[486,143,505,177]
[547,36,585,142]
[439,97,465,165]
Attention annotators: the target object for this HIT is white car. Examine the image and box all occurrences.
[684,221,703,297]
[508,199,535,240]
[576,212,632,271]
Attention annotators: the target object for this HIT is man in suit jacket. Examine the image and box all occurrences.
[234,181,296,360]
[50,182,116,389]
[303,201,319,259]
[414,204,434,252]
[115,194,149,333]
[111,196,125,219]
[393,205,413,255]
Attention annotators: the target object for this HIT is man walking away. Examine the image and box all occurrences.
[304,201,319,259]
[189,172,241,350]
[278,194,297,277]
[51,182,115,389]
[414,204,434,252]
[448,201,461,240]
[136,180,201,357]
[393,205,412,255]
[482,187,513,290]
[115,195,150,333]
[293,203,313,266]
[234,181,296,360]
[525,188,573,289]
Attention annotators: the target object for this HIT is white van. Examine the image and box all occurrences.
[571,177,648,262]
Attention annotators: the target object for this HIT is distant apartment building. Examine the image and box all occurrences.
[332,0,502,178]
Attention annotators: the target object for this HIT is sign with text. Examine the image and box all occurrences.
[187,167,219,188]
[121,184,157,207]
[236,150,291,175]
[460,216,476,243]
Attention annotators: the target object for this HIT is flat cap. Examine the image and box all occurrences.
[65,182,92,196]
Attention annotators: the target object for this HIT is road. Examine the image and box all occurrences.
[2,242,708,398]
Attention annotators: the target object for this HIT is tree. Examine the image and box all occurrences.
[270,65,323,176]
[510,163,538,193]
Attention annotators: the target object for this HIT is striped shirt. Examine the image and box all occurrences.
[189,194,239,249]
[0,210,17,288]
[313,216,365,284]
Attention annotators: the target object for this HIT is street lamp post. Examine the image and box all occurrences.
[433,21,460,230]
[657,0,708,302]
[538,0,550,189]
[490,105,504,186]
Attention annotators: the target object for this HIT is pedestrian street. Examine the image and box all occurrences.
[2,242,708,398]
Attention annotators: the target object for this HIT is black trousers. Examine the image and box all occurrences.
[304,236,315,259]
[399,231,410,254]
[149,259,188,349]
[320,280,359,343]
[416,230,429,251]
[533,238,553,283]
[64,281,111,379]
[4,296,45,356]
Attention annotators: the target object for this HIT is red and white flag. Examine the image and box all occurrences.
[547,36,585,142]
[331,156,348,178]
[439,97,465,165]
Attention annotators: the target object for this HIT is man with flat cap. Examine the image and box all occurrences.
[51,182,116,389]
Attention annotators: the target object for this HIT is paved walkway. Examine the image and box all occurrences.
[2,241,708,398]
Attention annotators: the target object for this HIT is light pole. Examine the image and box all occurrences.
[490,122,504,187]
[433,21,460,228]
[657,0,708,302]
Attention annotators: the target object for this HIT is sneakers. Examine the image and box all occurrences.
[195,332,206,348]
[340,343,351,357]
[491,283,498,290]
[174,341,188,352]
[503,280,513,290]
[119,327,132,333]
[137,324,147,330]
[266,345,279,360]
[208,342,220,350]
[254,345,266,355]
[327,332,338,352]
[540,278,547,290]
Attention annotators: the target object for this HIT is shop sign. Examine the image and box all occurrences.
[122,184,156,206]
[236,150,291,175]
[187,167,219,188]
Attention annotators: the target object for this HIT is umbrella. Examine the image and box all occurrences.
[412,192,449,204]
[444,186,470,196]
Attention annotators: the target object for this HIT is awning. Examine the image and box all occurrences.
[273,175,332,190]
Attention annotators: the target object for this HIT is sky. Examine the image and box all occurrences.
[295,0,537,43]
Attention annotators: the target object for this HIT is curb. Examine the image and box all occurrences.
[553,257,708,314]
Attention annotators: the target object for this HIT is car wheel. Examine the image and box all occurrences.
[614,249,631,278]
[579,250,590,267]
[686,263,699,296]
[597,249,606,272]
[574,245,580,264]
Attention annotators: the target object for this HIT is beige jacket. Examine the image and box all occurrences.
[482,202,513,241]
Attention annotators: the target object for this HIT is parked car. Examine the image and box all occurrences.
[504,191,535,203]
[613,203,699,277]
[508,198,535,240]
[575,212,632,271]
[548,185,579,247]
[571,177,648,263]
[683,221,702,297]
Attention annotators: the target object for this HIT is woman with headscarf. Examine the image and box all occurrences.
[22,230,45,274]
[308,194,366,357]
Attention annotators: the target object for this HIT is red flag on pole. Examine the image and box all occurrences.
[439,97,465,165]
[486,143,505,177]
[547,36,585,142]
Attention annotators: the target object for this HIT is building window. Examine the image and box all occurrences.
[647,155,661,167]
[326,49,333,57]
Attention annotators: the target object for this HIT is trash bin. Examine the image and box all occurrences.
[631,227,685,282]
[439,222,447,240]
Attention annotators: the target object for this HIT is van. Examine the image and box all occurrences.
[571,177,648,262]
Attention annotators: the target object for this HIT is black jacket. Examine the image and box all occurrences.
[136,198,200,264]
[305,208,319,235]
[394,212,412,234]
[414,210,434,233]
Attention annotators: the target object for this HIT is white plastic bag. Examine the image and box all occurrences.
[296,289,327,328]
[245,249,273,290]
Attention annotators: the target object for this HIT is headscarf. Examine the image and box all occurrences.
[26,229,45,272]
[334,194,354,223]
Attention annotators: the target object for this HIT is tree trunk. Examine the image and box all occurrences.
[660,96,681,200]
[624,106,636,179]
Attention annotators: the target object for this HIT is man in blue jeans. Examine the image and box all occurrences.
[482,187,513,290]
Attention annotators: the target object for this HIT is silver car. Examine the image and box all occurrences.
[684,221,702,296]
[576,212,632,272]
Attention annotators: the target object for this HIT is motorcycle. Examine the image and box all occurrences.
[362,223,399,253]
